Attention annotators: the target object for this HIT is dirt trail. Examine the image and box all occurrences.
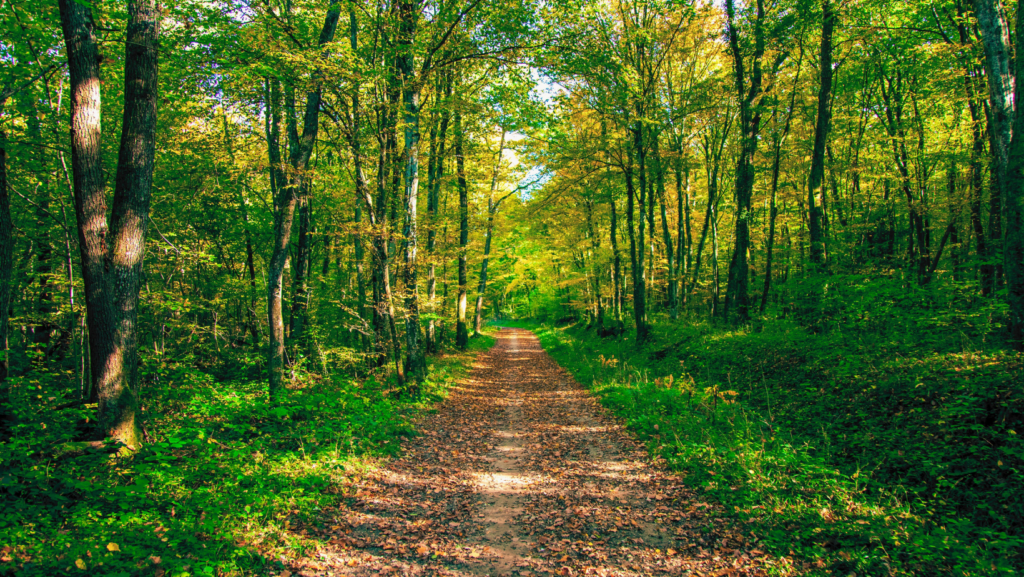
[299,328,768,576]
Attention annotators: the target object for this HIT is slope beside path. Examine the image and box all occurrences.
[296,328,770,576]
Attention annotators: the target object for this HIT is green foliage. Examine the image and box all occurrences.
[527,316,1024,576]
[0,347,479,576]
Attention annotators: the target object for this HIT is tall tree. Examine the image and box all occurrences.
[807,0,835,267]
[724,0,770,322]
[58,0,160,447]
[267,0,341,401]
[455,109,471,349]
[1004,2,1024,348]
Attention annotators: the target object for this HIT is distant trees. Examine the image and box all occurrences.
[505,0,1024,350]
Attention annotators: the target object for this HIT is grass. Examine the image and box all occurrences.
[0,332,496,577]
[510,317,1024,576]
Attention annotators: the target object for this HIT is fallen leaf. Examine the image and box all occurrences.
[106,543,120,552]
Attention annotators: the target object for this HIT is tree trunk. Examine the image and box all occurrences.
[689,124,728,301]
[345,7,372,354]
[23,102,54,356]
[425,75,451,353]
[673,150,691,312]
[397,0,426,383]
[762,54,802,313]
[267,0,340,401]
[474,131,505,335]
[0,103,11,390]
[289,184,312,346]
[652,131,676,318]
[626,132,648,343]
[455,111,470,349]
[973,0,1012,288]
[58,0,160,449]
[807,0,835,267]
[725,0,767,322]
[585,195,603,328]
[1004,1,1024,348]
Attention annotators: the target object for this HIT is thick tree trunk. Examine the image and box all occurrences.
[807,0,835,267]
[455,112,470,349]
[59,0,107,404]
[58,0,160,448]
[973,0,1011,281]
[397,0,426,382]
[267,0,340,401]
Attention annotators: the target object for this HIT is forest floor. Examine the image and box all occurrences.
[288,328,774,577]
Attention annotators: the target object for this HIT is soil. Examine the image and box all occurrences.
[290,328,772,576]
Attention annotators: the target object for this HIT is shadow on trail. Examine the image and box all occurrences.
[287,329,781,576]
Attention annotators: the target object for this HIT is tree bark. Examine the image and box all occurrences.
[455,111,470,349]
[267,0,340,401]
[58,0,160,448]
[652,131,676,318]
[425,75,451,353]
[973,0,1012,285]
[585,194,603,328]
[807,0,835,267]
[725,0,767,322]
[625,133,648,343]
[1004,1,1024,348]
[474,130,505,335]
[289,185,312,344]
[398,0,426,383]
[0,103,11,390]
[762,52,802,313]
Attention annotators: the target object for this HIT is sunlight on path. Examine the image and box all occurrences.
[295,328,772,576]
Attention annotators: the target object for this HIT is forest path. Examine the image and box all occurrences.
[299,328,768,576]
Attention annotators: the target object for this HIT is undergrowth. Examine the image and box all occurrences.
[514,318,1024,576]
[0,333,495,577]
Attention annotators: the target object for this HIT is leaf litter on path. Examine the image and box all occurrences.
[288,328,775,576]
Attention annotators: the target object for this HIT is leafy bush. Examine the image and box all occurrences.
[0,338,488,576]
